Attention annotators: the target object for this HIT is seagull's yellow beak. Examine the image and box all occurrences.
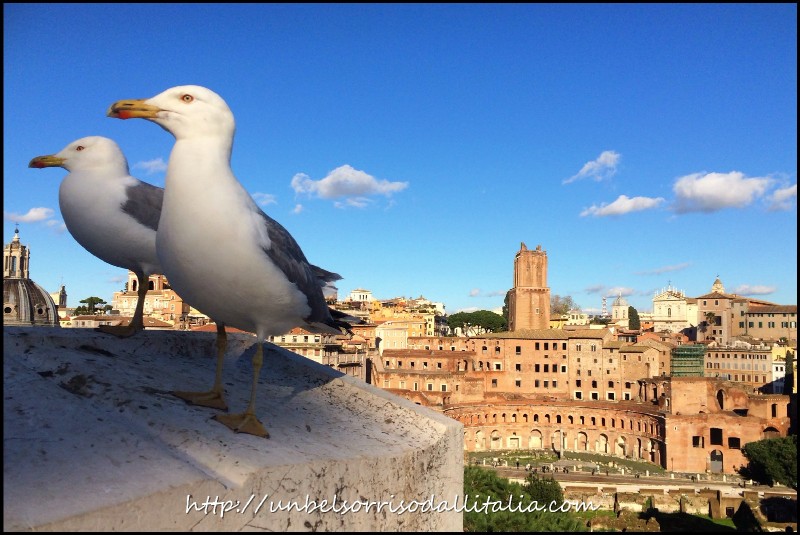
[28,155,65,169]
[107,99,161,120]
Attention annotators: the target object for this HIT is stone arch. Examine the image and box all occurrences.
[763,426,780,439]
[596,434,609,454]
[490,429,502,450]
[529,429,543,450]
[716,389,725,410]
[508,432,521,450]
[475,430,485,450]
[576,431,589,451]
[615,435,626,457]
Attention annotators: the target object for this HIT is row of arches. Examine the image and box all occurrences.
[467,427,662,463]
[451,408,663,439]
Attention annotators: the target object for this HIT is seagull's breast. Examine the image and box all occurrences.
[157,149,311,335]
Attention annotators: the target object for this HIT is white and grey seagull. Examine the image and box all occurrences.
[107,85,350,438]
[28,136,164,338]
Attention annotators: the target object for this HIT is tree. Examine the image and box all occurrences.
[783,350,794,395]
[447,310,507,335]
[551,294,580,316]
[628,306,640,330]
[524,472,564,506]
[463,466,585,532]
[740,435,797,489]
[75,296,108,316]
[502,291,510,327]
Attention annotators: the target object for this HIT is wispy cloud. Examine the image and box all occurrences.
[4,207,54,222]
[468,288,507,298]
[133,158,167,175]
[634,262,691,276]
[292,204,303,214]
[581,195,664,217]
[563,150,620,185]
[730,284,776,296]
[672,171,773,214]
[291,165,408,208]
[767,184,797,211]
[252,192,277,207]
[585,285,636,298]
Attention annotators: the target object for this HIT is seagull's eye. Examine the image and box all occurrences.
[181,94,194,103]
[75,146,85,151]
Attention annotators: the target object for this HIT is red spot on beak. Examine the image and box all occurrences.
[117,110,132,120]
[31,162,44,168]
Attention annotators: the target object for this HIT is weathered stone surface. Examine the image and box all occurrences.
[4,327,462,531]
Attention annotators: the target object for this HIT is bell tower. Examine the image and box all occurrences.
[4,226,30,279]
[508,242,550,331]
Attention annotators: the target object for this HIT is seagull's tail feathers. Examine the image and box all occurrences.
[305,308,364,337]
[310,264,342,297]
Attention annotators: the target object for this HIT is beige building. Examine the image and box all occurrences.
[651,284,696,334]
[111,271,200,329]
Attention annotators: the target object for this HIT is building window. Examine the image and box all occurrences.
[728,437,741,449]
[607,392,615,400]
[575,391,582,399]
[441,384,447,392]
[494,363,502,371]
[491,379,497,388]
[710,428,723,446]
[591,392,598,400]
[515,363,522,371]
[515,380,521,388]
[426,383,433,391]
[692,436,704,448]
[516,346,521,355]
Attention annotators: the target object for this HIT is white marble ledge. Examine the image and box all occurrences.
[3,327,463,532]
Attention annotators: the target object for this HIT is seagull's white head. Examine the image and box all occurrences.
[107,85,235,141]
[29,136,129,174]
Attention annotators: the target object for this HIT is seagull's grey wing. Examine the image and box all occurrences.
[258,210,334,325]
[121,181,163,232]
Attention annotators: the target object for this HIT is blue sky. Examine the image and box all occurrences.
[4,3,797,315]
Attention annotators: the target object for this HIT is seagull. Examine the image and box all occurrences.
[28,136,163,338]
[108,85,350,438]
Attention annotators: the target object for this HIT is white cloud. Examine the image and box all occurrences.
[672,171,773,213]
[469,288,481,297]
[767,184,797,211]
[580,195,664,217]
[730,284,776,296]
[291,165,408,208]
[292,204,303,214]
[133,158,168,175]
[4,207,55,222]
[563,150,620,184]
[252,192,277,207]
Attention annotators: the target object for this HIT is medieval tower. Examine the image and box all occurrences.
[508,242,550,331]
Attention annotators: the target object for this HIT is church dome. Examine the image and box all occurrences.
[3,227,59,327]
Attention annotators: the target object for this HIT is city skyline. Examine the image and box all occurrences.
[4,4,797,314]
